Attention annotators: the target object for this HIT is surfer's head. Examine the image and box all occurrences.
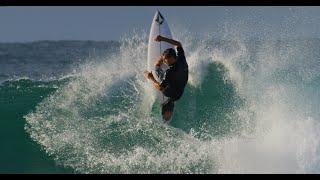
[162,48,177,65]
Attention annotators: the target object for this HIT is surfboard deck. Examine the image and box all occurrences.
[147,11,175,123]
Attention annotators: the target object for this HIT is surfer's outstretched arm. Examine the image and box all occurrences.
[155,35,182,47]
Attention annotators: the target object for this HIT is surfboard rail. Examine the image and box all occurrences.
[147,10,175,123]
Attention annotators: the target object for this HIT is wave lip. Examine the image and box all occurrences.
[18,32,320,173]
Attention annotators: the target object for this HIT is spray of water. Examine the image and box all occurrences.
[24,12,320,173]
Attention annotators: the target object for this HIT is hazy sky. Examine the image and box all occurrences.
[1,6,320,42]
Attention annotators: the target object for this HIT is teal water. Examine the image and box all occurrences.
[1,36,320,173]
[0,79,73,173]
[0,63,244,173]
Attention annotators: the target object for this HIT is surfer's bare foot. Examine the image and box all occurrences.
[163,111,173,122]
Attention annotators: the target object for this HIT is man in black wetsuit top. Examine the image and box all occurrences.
[144,35,188,122]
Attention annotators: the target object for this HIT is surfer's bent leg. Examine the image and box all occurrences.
[162,98,175,114]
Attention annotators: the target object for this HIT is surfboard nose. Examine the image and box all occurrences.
[155,9,162,16]
[154,10,165,25]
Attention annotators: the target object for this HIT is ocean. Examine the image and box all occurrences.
[0,31,320,173]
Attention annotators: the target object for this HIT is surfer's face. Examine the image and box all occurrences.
[163,55,176,65]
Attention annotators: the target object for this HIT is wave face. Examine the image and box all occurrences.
[1,28,319,173]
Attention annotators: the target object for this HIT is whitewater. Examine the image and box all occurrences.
[1,19,319,174]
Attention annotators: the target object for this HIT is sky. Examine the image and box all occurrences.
[1,6,320,42]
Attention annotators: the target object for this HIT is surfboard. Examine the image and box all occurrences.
[147,10,175,123]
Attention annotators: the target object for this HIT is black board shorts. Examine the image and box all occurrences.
[155,66,175,114]
[155,66,181,101]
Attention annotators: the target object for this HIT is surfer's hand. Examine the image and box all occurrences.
[144,71,153,80]
[154,35,163,42]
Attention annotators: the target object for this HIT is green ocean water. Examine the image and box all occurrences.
[0,62,243,173]
[1,37,320,173]
[0,79,73,173]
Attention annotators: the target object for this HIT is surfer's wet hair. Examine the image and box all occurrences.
[162,48,177,59]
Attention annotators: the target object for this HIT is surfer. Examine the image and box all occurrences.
[144,35,188,122]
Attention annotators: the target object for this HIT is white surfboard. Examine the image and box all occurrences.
[147,11,175,123]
